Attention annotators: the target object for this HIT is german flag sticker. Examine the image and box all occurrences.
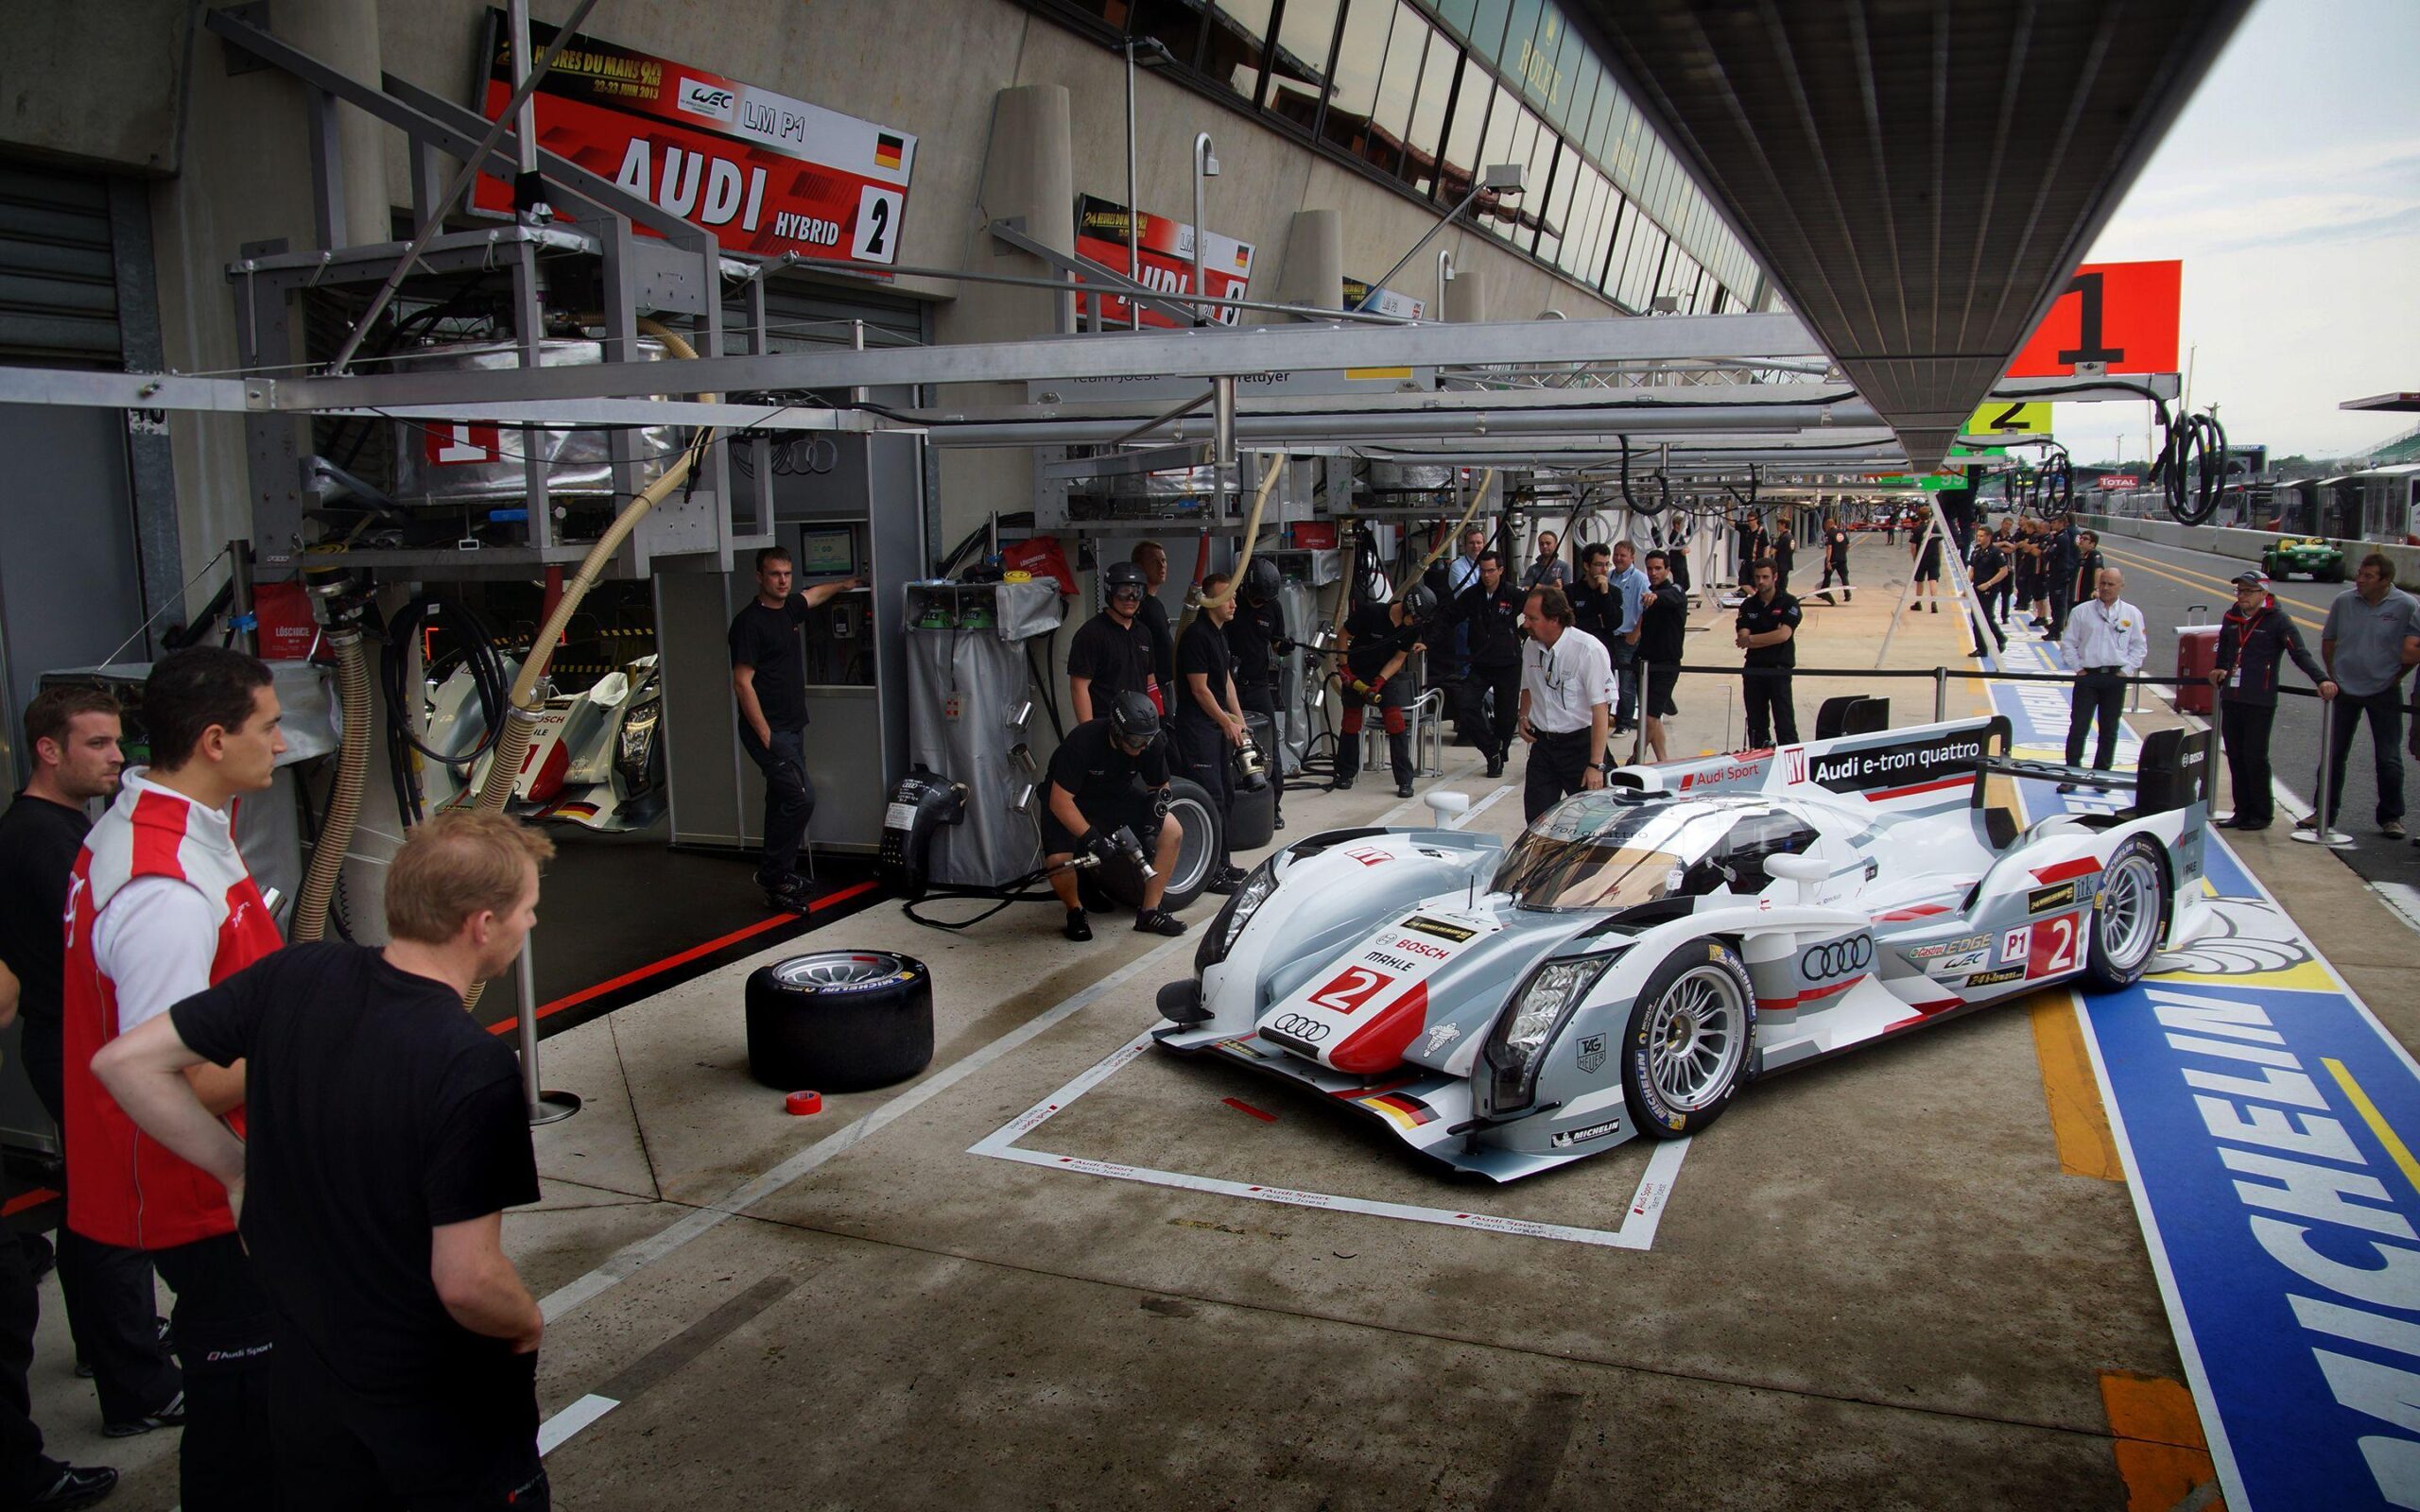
[875,133,905,170]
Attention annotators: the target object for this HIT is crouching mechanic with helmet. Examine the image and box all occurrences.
[1336,584,1436,799]
[1042,692,1189,941]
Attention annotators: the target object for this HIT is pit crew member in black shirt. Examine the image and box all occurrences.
[1174,574,1250,895]
[1067,559,1160,723]
[1736,560,1802,747]
[1450,553,1526,779]
[729,545,864,910]
[1040,693,1188,940]
[1638,551,1688,763]
[1337,585,1436,798]
[1223,558,1291,829]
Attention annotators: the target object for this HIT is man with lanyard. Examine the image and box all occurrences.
[1515,587,1613,821]
[0,690,183,1447]
[1450,553,1525,780]
[1522,530,1568,592]
[2210,570,2334,832]
[61,646,286,1507]
[2056,568,2150,793]
[1336,585,1436,798]
[1637,550,1688,764]
[1817,515,1854,601]
[1735,560,1803,747]
[1174,573,1250,896]
[94,811,555,1510]
[1067,559,1160,722]
[1131,541,1175,695]
[1606,542,1651,735]
[1040,692,1189,940]
[1965,524,2011,656]
[728,545,864,911]
[1224,557,1291,830]
[1770,520,1797,595]
[2299,553,2420,839]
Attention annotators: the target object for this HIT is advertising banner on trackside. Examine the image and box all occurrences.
[1073,195,1254,329]
[1343,277,1427,320]
[472,9,916,265]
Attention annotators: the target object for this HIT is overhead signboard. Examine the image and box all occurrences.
[1342,277,1427,321]
[2005,260,2182,378]
[1964,401,2050,438]
[1073,195,1254,329]
[472,9,916,264]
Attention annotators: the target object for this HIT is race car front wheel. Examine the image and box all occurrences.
[1621,941,1756,1140]
[2083,837,2169,991]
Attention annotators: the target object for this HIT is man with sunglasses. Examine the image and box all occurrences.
[1040,692,1189,941]
[1067,560,1160,724]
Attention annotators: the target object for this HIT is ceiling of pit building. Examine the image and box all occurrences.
[1564,0,2252,468]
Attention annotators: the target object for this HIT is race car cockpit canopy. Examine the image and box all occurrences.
[1492,793,1766,912]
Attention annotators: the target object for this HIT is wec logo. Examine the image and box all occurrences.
[678,79,737,120]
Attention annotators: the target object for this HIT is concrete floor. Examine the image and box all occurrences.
[41,535,2402,1507]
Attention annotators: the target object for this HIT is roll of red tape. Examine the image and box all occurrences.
[785,1090,822,1116]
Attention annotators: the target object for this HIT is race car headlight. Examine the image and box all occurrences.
[1483,952,1618,1113]
[614,697,662,789]
[1196,855,1279,972]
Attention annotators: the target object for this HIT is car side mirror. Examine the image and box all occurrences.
[1762,853,1829,884]
[1425,790,1471,824]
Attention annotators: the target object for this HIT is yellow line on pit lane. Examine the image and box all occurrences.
[2324,1057,2420,1200]
[2096,543,2327,635]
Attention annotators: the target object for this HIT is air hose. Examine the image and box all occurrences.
[2152,408,2227,526]
[1392,469,1495,595]
[1181,451,1290,630]
[292,623,371,943]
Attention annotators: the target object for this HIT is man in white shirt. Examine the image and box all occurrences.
[2057,568,2150,792]
[1515,587,1613,821]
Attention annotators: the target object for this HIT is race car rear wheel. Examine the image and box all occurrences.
[2083,837,2169,991]
[1621,941,1756,1140]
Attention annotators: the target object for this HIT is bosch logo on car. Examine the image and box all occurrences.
[1268,1013,1329,1043]
[1801,936,1874,979]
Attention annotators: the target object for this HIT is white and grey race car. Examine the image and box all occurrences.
[1155,715,2219,1181]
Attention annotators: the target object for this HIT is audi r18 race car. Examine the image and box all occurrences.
[1154,715,2219,1181]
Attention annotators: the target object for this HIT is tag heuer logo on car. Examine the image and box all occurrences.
[1403,915,1477,942]
[2029,880,2080,914]
[1577,1034,1607,1074]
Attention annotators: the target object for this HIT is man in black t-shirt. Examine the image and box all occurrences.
[729,544,863,910]
[1735,560,1802,747]
[0,688,183,1445]
[1337,585,1435,798]
[1067,560,1159,723]
[1040,694,1188,940]
[1174,575,1249,894]
[1451,555,1525,778]
[1638,551,1688,762]
[94,812,555,1510]
[2071,529,2105,615]
[1132,541,1175,692]
[1817,517,1854,600]
[1224,558,1290,830]
[1966,526,2012,656]
[1771,523,1796,594]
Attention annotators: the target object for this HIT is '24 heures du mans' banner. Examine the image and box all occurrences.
[1073,195,1255,329]
[472,9,916,265]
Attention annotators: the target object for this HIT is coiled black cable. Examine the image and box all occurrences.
[2153,408,2229,526]
[1620,437,1673,517]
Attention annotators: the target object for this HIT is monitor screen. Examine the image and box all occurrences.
[796,525,856,576]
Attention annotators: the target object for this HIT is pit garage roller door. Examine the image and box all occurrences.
[0,162,121,363]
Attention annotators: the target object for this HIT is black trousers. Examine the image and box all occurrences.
[1523,729,1596,821]
[1458,662,1521,759]
[2048,578,2076,640]
[1612,643,1640,727]
[0,1209,54,1503]
[2066,671,2127,770]
[24,1027,182,1427]
[1743,669,1798,748]
[1236,680,1281,819]
[1969,601,2005,654]
[2317,686,2406,827]
[150,1232,281,1511]
[738,724,815,881]
[273,1335,545,1512]
[2221,698,2277,826]
[1173,713,1235,870]
[1819,555,1851,590]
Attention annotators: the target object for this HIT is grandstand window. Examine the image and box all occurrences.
[1362,4,1429,180]
[1431,50,1489,204]
[1207,0,1277,100]
[1402,19,1458,194]
[1130,0,1208,71]
[1320,0,1398,157]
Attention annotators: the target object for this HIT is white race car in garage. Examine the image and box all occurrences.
[1155,715,2219,1181]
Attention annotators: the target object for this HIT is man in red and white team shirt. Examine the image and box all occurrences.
[61,646,286,1508]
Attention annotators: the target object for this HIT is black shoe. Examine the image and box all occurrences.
[2056,782,2080,795]
[1273,815,1286,830]
[1134,909,1187,936]
[1206,867,1244,895]
[1332,774,1356,791]
[26,1463,118,1510]
[1063,908,1092,942]
[1485,755,1505,779]
[763,878,815,914]
[1396,780,1415,799]
[103,1389,183,1438]
[2235,821,2271,833]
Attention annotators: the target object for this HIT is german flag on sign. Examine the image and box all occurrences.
[875,133,904,170]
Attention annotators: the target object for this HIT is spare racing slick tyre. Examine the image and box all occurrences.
[745,951,934,1092]
[1621,940,1756,1140]
[2083,837,2169,992]
[1157,777,1221,914]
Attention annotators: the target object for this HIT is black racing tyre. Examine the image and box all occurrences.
[2083,837,2169,992]
[1620,939,1756,1140]
[1226,776,1276,852]
[744,951,934,1091]
[1158,777,1222,913]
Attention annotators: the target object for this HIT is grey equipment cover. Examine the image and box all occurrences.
[906,580,1067,886]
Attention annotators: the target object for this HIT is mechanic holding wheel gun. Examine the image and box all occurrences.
[1225,558,1291,831]
[1041,692,1190,942]
[1174,573,1251,897]
[729,545,864,912]
[1335,584,1438,799]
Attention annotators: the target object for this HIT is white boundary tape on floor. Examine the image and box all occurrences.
[966,1030,1693,1250]
[537,1393,620,1456]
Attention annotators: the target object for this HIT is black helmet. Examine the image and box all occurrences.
[1109,690,1160,747]
[1243,555,1282,605]
[1103,560,1148,597]
[1396,582,1439,621]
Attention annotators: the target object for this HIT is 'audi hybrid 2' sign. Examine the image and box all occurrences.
[473,10,916,264]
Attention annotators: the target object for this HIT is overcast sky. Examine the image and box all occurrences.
[2064,0,2419,465]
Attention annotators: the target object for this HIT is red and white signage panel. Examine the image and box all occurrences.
[1073,195,1255,329]
[2005,260,2181,378]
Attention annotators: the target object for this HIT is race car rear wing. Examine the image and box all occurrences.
[1613,715,2014,810]
[1969,726,2215,818]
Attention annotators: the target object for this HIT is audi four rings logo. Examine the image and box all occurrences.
[1800,936,1874,979]
[1270,1013,1330,1043]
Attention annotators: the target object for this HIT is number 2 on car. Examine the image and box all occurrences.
[2027,913,2083,978]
